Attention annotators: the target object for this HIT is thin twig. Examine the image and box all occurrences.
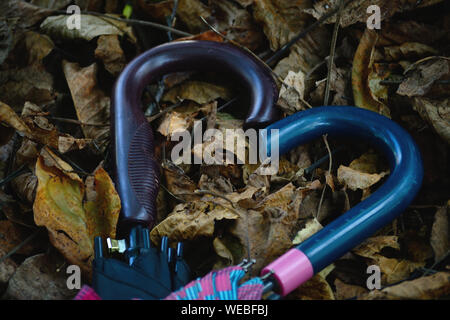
[147,101,183,123]
[0,165,27,188]
[316,135,332,221]
[324,0,345,106]
[48,116,109,127]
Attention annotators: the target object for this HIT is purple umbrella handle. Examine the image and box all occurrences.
[111,41,280,233]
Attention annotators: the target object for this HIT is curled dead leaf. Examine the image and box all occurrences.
[33,148,120,275]
[352,29,391,117]
[62,61,110,149]
[430,204,449,263]
[362,272,450,300]
[150,200,239,243]
[337,165,388,191]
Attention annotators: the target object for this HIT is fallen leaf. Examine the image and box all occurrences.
[337,165,388,191]
[33,148,120,275]
[213,237,235,267]
[353,236,424,285]
[353,236,400,258]
[227,183,298,275]
[278,70,307,114]
[11,172,37,204]
[397,57,450,98]
[288,265,335,300]
[95,35,127,76]
[40,14,135,42]
[334,278,368,300]
[252,0,311,51]
[304,0,444,27]
[150,200,239,243]
[157,111,193,137]
[383,43,438,62]
[352,29,391,117]
[4,253,76,300]
[162,80,232,105]
[412,97,450,144]
[0,248,17,287]
[162,160,199,202]
[0,21,13,65]
[62,61,110,148]
[0,64,55,112]
[349,151,385,174]
[0,220,38,255]
[0,101,32,136]
[207,0,264,51]
[0,101,90,153]
[363,272,450,300]
[430,205,449,263]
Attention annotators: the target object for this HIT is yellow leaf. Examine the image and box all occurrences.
[33,148,120,276]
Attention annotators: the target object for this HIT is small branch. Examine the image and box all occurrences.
[324,0,345,106]
[48,116,109,127]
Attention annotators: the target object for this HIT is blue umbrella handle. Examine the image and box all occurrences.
[260,106,423,296]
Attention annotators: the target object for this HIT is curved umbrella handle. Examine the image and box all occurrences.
[261,106,423,296]
[112,40,279,231]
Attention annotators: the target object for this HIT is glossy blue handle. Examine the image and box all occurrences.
[265,106,423,273]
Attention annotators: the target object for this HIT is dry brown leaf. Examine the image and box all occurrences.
[207,0,264,51]
[430,205,449,263]
[0,248,17,286]
[337,165,388,191]
[227,183,298,275]
[353,236,400,258]
[4,253,76,300]
[163,80,232,105]
[62,61,110,148]
[304,0,444,28]
[349,151,384,174]
[383,43,438,62]
[40,14,136,42]
[33,148,120,275]
[213,237,235,266]
[412,97,450,144]
[95,35,127,76]
[278,70,307,114]
[398,57,450,98]
[354,236,424,285]
[352,29,391,117]
[162,160,199,202]
[334,278,368,300]
[0,220,38,256]
[362,272,450,300]
[177,0,212,33]
[288,265,335,300]
[252,0,311,51]
[157,111,193,137]
[0,101,90,153]
[150,200,239,243]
